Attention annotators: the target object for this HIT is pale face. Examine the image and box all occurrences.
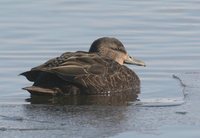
[89,37,145,66]
[115,53,128,65]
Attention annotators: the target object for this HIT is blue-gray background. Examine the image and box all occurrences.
[0,0,200,137]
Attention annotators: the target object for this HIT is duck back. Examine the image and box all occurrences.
[21,51,140,96]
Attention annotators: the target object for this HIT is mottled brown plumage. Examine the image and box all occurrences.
[21,37,145,97]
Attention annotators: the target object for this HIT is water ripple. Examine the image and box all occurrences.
[0,0,200,103]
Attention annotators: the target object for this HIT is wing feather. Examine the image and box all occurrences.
[21,52,108,83]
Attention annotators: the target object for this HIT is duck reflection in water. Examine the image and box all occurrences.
[27,92,138,105]
[21,37,145,105]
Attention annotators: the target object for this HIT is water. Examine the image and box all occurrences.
[0,0,200,137]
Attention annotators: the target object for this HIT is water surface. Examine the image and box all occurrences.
[0,0,200,137]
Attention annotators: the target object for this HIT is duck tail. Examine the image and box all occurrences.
[19,71,40,82]
[23,86,59,96]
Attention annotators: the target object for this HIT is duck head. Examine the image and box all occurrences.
[89,37,146,66]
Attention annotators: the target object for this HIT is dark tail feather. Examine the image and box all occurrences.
[23,86,58,96]
[19,71,28,76]
[20,71,41,82]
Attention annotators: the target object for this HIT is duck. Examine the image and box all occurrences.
[20,37,145,97]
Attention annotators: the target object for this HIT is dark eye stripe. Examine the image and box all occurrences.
[111,47,126,53]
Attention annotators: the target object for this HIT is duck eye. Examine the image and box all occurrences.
[114,48,121,51]
[111,47,124,53]
[111,47,119,51]
[116,48,124,52]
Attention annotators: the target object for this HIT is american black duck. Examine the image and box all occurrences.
[21,37,145,97]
